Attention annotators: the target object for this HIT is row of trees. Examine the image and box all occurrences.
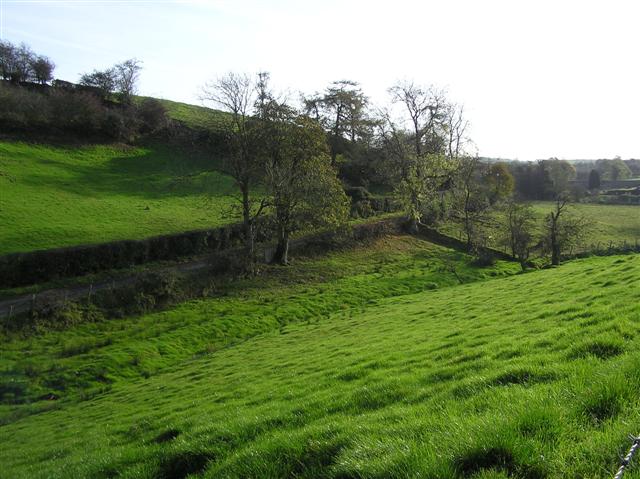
[205,72,592,269]
[0,40,55,84]
[0,43,165,140]
[511,157,636,201]
[1,38,589,267]
[202,74,495,266]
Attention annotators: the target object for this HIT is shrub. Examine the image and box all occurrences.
[351,200,374,218]
[138,98,168,133]
[0,224,247,288]
[344,186,372,203]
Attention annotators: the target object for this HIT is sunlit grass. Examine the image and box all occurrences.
[0,235,518,410]
[440,201,640,251]
[0,140,238,254]
[0,237,638,477]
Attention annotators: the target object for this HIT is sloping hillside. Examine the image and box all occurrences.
[0,140,237,254]
[1,246,638,477]
[152,97,231,133]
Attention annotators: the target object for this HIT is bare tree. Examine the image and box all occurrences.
[0,40,17,81]
[445,103,469,160]
[114,59,142,104]
[388,81,447,158]
[201,72,267,264]
[12,43,35,82]
[380,81,459,231]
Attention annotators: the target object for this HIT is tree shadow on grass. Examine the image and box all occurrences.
[16,144,235,200]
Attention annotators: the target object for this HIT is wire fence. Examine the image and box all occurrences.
[614,435,640,479]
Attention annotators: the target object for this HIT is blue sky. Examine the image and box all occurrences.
[2,0,640,161]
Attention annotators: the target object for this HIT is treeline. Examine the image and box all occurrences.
[1,41,601,271]
[508,157,638,201]
[0,40,55,84]
[0,40,167,140]
[0,82,168,140]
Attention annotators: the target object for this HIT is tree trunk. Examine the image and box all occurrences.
[550,216,560,265]
[271,226,290,265]
[551,241,560,265]
[406,216,419,235]
[464,216,473,252]
[241,185,254,260]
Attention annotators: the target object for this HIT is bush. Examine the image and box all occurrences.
[0,223,246,289]
[19,302,104,332]
[138,98,168,133]
[0,81,164,140]
[344,186,372,203]
[472,248,497,267]
[49,90,105,135]
[0,82,50,129]
[351,200,374,218]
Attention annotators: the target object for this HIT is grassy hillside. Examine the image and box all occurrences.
[0,235,518,412]
[0,239,638,477]
[0,140,238,254]
[153,97,230,132]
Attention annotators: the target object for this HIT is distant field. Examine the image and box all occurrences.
[0,238,638,477]
[0,140,238,254]
[441,201,640,251]
[530,202,640,247]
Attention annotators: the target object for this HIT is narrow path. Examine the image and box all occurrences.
[0,217,407,320]
[0,258,210,319]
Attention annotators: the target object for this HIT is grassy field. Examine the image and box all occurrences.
[441,201,640,252]
[0,235,518,414]
[152,97,231,133]
[0,235,638,477]
[530,202,640,247]
[0,140,238,254]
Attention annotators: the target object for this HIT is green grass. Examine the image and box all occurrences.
[145,97,231,133]
[441,201,640,251]
[0,235,517,412]
[0,140,239,254]
[529,202,640,248]
[0,236,639,477]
